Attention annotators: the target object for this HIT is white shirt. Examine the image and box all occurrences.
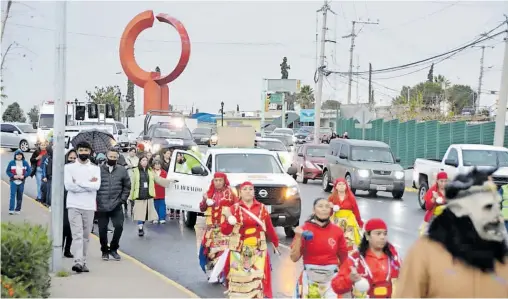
[13,161,24,185]
[64,160,101,211]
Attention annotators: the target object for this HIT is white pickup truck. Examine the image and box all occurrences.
[412,144,508,209]
[164,148,301,237]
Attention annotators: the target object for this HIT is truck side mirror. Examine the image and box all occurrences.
[339,153,347,159]
[444,159,458,167]
[298,153,304,157]
[191,166,208,176]
[395,158,401,163]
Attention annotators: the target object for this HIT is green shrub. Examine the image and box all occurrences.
[0,275,29,298]
[1,222,52,298]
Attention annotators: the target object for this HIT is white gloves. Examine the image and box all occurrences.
[206,199,215,206]
[436,197,444,204]
[354,278,370,292]
[333,205,340,212]
[227,215,237,225]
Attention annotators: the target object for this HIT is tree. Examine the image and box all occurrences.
[434,75,450,88]
[2,102,26,122]
[447,84,476,115]
[427,63,434,82]
[125,79,135,117]
[322,99,340,110]
[27,105,39,123]
[86,85,121,120]
[280,57,290,79]
[296,85,315,109]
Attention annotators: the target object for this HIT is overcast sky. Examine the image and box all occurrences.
[1,0,507,116]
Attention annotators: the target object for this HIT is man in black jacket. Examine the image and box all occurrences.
[96,148,131,261]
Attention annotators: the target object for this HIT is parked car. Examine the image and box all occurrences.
[413,144,508,209]
[192,127,218,147]
[0,122,38,152]
[322,139,405,199]
[79,121,130,151]
[292,144,329,183]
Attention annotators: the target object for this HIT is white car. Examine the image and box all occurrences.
[165,148,301,237]
[1,122,38,152]
[79,121,130,151]
[255,137,293,171]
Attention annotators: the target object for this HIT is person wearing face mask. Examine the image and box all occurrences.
[328,178,364,253]
[95,148,131,261]
[130,156,176,236]
[332,218,401,298]
[419,171,448,236]
[62,149,77,258]
[30,141,49,202]
[64,142,101,273]
[292,198,349,298]
[220,181,280,298]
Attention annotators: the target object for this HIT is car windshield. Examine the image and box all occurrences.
[17,124,37,133]
[273,128,293,135]
[80,122,116,134]
[153,127,192,139]
[256,140,287,152]
[193,128,211,134]
[462,150,508,167]
[306,146,327,157]
[39,114,54,129]
[351,146,395,163]
[216,153,283,173]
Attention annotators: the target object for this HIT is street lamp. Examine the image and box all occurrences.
[220,101,224,127]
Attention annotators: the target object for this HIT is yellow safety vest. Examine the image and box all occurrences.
[501,185,508,220]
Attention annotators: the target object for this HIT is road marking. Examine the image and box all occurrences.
[1,180,200,299]
[405,187,417,192]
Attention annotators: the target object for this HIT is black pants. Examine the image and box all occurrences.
[62,207,72,253]
[97,205,124,253]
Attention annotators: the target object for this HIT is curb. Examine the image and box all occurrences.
[405,187,417,193]
[1,180,199,298]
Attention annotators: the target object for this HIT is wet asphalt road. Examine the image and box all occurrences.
[0,149,423,298]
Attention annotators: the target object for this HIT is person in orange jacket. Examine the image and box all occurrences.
[332,218,401,298]
[419,171,448,236]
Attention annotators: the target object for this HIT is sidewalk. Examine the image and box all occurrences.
[0,181,198,298]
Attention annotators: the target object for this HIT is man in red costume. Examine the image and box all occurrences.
[198,172,237,281]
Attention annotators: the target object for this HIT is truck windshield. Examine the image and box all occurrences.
[216,154,284,173]
[351,146,394,163]
[462,150,508,167]
[153,127,192,139]
[80,122,117,134]
[306,146,327,157]
[256,140,287,152]
[39,114,54,129]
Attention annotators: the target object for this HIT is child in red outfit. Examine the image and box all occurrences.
[419,171,448,235]
[152,159,168,224]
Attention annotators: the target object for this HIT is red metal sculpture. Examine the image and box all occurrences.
[119,10,190,113]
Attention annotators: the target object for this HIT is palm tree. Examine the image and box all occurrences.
[296,85,315,109]
[433,75,451,88]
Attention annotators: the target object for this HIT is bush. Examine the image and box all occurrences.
[1,222,52,298]
[0,276,29,298]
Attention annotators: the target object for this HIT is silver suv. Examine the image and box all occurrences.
[1,122,39,152]
[321,139,405,199]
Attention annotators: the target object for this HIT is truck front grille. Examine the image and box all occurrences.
[492,176,508,187]
[373,170,392,175]
[254,186,285,205]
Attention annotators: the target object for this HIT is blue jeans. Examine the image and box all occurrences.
[9,181,24,211]
[154,199,166,221]
[505,221,508,232]
[137,221,144,225]
[35,167,43,200]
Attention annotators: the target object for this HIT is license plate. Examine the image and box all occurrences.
[376,186,387,191]
[266,205,272,214]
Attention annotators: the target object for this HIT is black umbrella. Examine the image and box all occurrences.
[70,129,116,154]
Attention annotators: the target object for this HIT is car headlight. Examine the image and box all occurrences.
[357,169,370,178]
[191,145,199,152]
[394,171,405,180]
[285,185,299,198]
[305,160,316,169]
[152,144,161,153]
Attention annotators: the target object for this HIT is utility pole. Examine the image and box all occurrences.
[475,44,494,111]
[343,19,379,104]
[50,0,67,273]
[355,55,360,103]
[368,63,372,105]
[314,0,335,144]
[493,15,508,147]
[1,0,13,43]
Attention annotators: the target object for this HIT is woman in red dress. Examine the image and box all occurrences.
[198,172,237,281]
[328,178,364,252]
[332,218,401,298]
[419,171,448,236]
[221,181,280,298]
[291,197,349,298]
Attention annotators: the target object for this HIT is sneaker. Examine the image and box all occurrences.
[102,253,109,261]
[64,252,74,258]
[138,225,144,237]
[152,220,159,224]
[110,251,121,261]
[107,228,113,233]
[14,211,20,215]
[9,211,14,215]
[160,220,166,224]
[71,264,83,273]
[82,264,89,272]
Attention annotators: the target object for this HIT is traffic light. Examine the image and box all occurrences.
[88,103,98,119]
[285,113,289,121]
[265,94,271,112]
[75,105,86,120]
[106,104,115,118]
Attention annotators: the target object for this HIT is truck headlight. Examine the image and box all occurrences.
[357,169,370,178]
[152,144,161,153]
[285,185,299,198]
[305,161,316,169]
[394,171,405,180]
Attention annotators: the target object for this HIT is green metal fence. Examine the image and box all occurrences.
[336,118,508,169]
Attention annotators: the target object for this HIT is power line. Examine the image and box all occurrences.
[329,27,507,76]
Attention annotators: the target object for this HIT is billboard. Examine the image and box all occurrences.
[299,109,315,122]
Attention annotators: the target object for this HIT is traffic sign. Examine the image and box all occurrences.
[266,79,300,93]
[269,93,283,104]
